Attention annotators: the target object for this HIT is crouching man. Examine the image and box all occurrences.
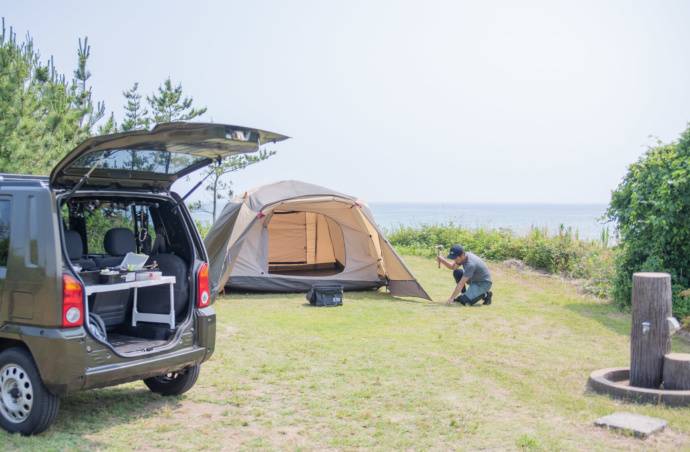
[436,244,493,307]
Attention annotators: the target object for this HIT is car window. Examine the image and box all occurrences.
[84,205,135,255]
[0,199,10,268]
[27,196,39,267]
[72,148,204,175]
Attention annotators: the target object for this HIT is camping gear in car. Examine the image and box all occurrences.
[119,252,148,271]
[306,284,343,307]
[88,313,107,342]
[100,270,123,284]
[135,270,163,281]
[80,270,102,285]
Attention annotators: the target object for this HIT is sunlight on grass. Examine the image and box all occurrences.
[2,256,689,450]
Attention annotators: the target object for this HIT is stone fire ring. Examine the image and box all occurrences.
[588,367,690,407]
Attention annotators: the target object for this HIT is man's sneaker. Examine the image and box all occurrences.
[454,296,467,305]
[483,291,493,306]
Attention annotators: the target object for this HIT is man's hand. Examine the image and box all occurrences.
[445,297,454,306]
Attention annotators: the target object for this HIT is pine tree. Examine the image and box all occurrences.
[0,21,100,174]
[146,77,207,124]
[121,82,149,131]
[73,37,105,131]
[188,149,277,222]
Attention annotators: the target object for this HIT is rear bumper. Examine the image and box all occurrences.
[82,306,216,391]
[0,306,216,395]
[83,346,208,390]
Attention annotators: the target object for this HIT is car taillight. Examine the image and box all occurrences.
[62,274,84,328]
[197,263,210,308]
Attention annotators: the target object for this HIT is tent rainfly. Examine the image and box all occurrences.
[205,180,430,300]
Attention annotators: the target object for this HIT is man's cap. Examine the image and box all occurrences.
[447,244,465,259]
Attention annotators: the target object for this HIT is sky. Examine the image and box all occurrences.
[4,0,690,205]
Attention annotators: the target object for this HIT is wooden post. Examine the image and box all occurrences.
[630,272,672,389]
[663,353,690,390]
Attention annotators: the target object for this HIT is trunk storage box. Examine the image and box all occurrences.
[306,284,343,307]
[100,271,124,284]
[80,270,102,286]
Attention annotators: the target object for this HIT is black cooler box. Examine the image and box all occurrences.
[306,284,343,307]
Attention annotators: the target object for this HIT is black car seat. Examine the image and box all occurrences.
[137,254,190,322]
[150,226,167,255]
[94,228,136,268]
[64,230,96,270]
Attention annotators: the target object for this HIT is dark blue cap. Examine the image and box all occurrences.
[447,244,465,260]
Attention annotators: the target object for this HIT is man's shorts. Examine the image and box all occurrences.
[465,281,492,301]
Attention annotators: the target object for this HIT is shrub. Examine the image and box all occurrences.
[385,222,615,298]
[607,126,690,318]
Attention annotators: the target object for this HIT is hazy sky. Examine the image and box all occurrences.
[5,0,690,204]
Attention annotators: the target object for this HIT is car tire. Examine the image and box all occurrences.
[143,365,200,396]
[0,347,60,435]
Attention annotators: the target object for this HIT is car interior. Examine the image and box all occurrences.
[62,194,195,353]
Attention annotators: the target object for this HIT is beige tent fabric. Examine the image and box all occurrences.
[325,216,344,265]
[268,212,308,263]
[204,180,430,300]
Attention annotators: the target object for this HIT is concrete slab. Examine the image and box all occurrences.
[594,412,669,438]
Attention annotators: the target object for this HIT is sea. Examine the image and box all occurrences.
[194,202,614,242]
[367,202,612,241]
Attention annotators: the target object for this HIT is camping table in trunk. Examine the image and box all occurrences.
[84,276,177,329]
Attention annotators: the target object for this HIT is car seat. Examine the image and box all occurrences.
[94,228,136,268]
[64,230,96,270]
[137,254,190,321]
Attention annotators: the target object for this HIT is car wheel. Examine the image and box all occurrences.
[143,365,200,396]
[0,347,60,435]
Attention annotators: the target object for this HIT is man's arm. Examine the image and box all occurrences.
[445,276,470,306]
[436,256,458,270]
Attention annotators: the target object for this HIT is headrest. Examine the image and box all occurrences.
[64,230,84,260]
[103,228,136,257]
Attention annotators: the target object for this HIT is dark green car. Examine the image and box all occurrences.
[0,122,288,435]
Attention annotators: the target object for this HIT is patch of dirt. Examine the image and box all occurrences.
[173,400,228,421]
[502,259,526,271]
[606,312,628,322]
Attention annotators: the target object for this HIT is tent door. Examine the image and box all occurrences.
[267,210,345,276]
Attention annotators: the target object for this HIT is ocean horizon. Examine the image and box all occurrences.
[192,201,614,242]
[368,202,612,240]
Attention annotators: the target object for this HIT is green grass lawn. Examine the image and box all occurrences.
[4,256,690,450]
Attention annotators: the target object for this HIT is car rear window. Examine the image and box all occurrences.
[71,148,206,175]
[0,200,9,267]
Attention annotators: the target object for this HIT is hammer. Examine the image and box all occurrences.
[435,245,443,268]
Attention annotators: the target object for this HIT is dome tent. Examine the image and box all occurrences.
[205,180,430,300]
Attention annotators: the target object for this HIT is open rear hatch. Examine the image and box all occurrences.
[50,122,289,191]
[57,122,288,354]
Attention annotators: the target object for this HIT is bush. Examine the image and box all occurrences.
[385,222,615,298]
[607,126,690,318]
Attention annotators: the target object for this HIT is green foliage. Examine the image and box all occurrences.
[146,77,206,123]
[194,218,212,240]
[0,18,264,227]
[607,126,690,318]
[0,20,97,175]
[121,82,150,131]
[385,222,616,298]
[188,149,277,222]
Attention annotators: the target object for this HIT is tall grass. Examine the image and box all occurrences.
[385,222,617,298]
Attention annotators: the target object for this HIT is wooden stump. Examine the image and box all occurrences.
[663,353,690,390]
[630,272,672,389]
